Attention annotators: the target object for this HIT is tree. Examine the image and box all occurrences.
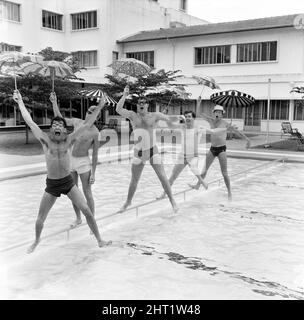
[0,47,83,143]
[99,69,192,110]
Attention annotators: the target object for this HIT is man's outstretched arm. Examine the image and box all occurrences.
[155,112,185,128]
[13,90,46,142]
[116,85,135,119]
[50,91,62,117]
[49,91,76,127]
[196,96,213,122]
[226,123,251,148]
[69,97,106,143]
[90,133,99,184]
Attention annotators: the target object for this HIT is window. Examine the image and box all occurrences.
[72,50,97,67]
[0,0,21,22]
[112,51,119,62]
[223,106,243,119]
[180,0,187,10]
[71,11,97,30]
[42,10,63,30]
[0,42,21,52]
[195,45,231,64]
[126,51,154,68]
[294,100,304,121]
[261,100,289,120]
[237,41,277,63]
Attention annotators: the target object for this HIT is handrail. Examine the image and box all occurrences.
[0,157,286,253]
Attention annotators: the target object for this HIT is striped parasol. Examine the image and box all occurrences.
[108,58,151,79]
[210,90,255,108]
[21,60,76,92]
[210,90,255,123]
[0,51,43,89]
[78,88,117,105]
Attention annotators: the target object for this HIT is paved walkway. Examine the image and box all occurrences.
[0,132,303,181]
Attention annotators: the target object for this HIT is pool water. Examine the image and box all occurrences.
[0,156,304,300]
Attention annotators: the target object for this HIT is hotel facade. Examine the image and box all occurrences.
[0,0,205,126]
[117,14,304,133]
[1,0,304,134]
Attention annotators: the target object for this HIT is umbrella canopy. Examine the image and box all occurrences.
[144,84,190,99]
[210,90,255,108]
[290,86,304,98]
[0,51,43,88]
[78,88,117,105]
[192,75,221,90]
[21,60,76,91]
[108,58,151,78]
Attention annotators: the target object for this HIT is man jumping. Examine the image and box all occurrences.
[116,86,184,213]
[13,90,111,253]
[189,97,251,200]
[50,92,101,228]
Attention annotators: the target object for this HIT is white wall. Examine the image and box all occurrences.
[1,0,206,83]
[121,27,304,100]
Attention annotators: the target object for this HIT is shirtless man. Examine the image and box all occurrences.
[116,86,182,213]
[190,97,251,200]
[50,92,100,228]
[156,110,208,199]
[156,110,231,199]
[13,90,110,253]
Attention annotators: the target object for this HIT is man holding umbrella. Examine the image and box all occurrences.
[50,92,102,228]
[189,97,251,200]
[13,90,111,253]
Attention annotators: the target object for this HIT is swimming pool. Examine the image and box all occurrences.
[0,156,303,299]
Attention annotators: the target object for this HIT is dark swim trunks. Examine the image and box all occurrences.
[45,174,75,197]
[210,145,227,157]
[134,145,159,161]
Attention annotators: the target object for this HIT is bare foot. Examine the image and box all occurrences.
[70,218,82,229]
[201,180,208,190]
[117,202,131,213]
[27,240,40,254]
[228,192,232,201]
[188,183,200,190]
[98,240,113,247]
[172,203,179,213]
[156,192,166,200]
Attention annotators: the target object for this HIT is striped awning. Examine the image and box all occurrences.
[78,88,117,105]
[210,90,255,108]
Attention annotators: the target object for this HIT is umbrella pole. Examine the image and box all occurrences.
[266,78,271,144]
[199,86,205,97]
[52,73,54,92]
[14,75,17,90]
[167,94,173,108]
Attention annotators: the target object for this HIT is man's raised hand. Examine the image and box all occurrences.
[49,92,57,104]
[123,85,129,96]
[13,89,22,104]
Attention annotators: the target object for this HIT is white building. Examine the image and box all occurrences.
[0,0,206,126]
[117,14,304,134]
[0,0,205,83]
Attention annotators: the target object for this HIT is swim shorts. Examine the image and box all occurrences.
[210,145,227,157]
[134,145,159,162]
[70,156,91,175]
[45,174,75,197]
